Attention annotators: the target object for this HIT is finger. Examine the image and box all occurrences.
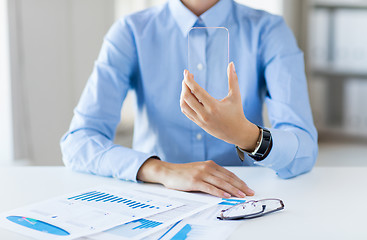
[217,168,254,196]
[207,161,255,196]
[181,80,205,113]
[184,70,216,106]
[204,174,246,198]
[227,62,240,98]
[210,169,251,197]
[195,181,231,198]
[180,98,198,122]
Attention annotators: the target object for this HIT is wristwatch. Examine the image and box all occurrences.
[235,126,272,161]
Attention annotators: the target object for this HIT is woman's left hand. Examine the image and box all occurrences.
[180,62,259,151]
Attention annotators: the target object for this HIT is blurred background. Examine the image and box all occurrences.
[1,0,366,167]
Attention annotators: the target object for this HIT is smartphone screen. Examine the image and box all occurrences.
[188,27,229,100]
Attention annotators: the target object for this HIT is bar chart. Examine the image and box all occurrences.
[104,218,163,238]
[68,191,163,210]
[131,219,163,230]
[87,188,219,240]
[65,188,182,220]
[170,223,205,240]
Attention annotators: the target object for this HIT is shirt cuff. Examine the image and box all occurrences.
[253,128,299,174]
[99,146,157,182]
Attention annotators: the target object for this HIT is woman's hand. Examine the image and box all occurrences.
[137,158,255,198]
[180,62,259,151]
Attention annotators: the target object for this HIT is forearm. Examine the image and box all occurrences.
[60,128,152,181]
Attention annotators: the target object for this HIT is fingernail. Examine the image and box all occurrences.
[231,62,236,73]
[238,190,246,198]
[183,70,188,77]
[248,189,255,195]
[223,192,231,198]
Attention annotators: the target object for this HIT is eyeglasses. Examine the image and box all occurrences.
[217,198,284,220]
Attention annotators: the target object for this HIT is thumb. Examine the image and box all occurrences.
[227,62,240,97]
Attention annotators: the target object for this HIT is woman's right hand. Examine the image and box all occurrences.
[137,158,255,198]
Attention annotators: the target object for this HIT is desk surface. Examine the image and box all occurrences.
[0,166,366,240]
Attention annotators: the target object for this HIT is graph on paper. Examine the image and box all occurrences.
[170,223,197,240]
[0,186,183,240]
[158,221,225,240]
[105,218,163,238]
[67,190,176,217]
[155,198,243,240]
[88,190,220,240]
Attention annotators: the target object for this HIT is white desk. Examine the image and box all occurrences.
[0,166,366,240]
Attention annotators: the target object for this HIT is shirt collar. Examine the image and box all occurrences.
[169,0,233,37]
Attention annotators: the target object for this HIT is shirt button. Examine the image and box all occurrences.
[197,63,203,71]
[196,133,202,140]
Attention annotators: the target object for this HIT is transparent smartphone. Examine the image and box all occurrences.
[188,27,229,100]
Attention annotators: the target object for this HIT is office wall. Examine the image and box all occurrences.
[9,0,115,165]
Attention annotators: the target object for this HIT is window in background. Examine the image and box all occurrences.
[0,0,14,165]
[7,0,116,166]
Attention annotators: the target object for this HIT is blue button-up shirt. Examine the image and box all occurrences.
[61,0,318,181]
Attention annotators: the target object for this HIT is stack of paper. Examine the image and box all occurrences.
[0,184,243,240]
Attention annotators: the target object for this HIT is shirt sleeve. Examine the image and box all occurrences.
[254,16,318,179]
[60,18,153,182]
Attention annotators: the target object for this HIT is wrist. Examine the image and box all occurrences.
[137,158,170,184]
[235,121,260,152]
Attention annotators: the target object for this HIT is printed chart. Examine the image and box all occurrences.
[155,198,244,240]
[67,190,175,217]
[0,186,182,240]
[89,189,219,240]
[170,223,199,240]
[105,218,164,238]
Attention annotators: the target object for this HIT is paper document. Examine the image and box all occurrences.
[88,185,220,240]
[0,186,182,240]
[150,198,244,240]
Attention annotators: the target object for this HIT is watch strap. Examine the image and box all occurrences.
[236,126,272,162]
